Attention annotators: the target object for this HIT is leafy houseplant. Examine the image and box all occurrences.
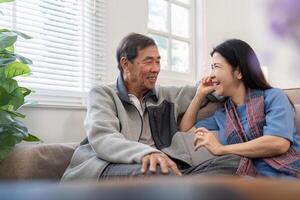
[0,0,39,161]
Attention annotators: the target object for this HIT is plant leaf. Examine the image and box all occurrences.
[4,61,31,78]
[0,112,28,137]
[14,53,32,64]
[0,31,17,51]
[0,118,29,138]
[0,86,10,107]
[0,107,25,118]
[0,66,4,79]
[5,45,14,52]
[0,132,23,147]
[0,78,18,93]
[23,133,40,142]
[0,29,31,39]
[18,87,31,97]
[11,119,28,137]
[0,0,15,4]
[0,132,23,161]
[0,144,14,161]
[0,49,17,67]
[0,113,26,161]
[11,30,31,39]
[8,87,25,110]
[0,57,16,67]
[0,109,13,124]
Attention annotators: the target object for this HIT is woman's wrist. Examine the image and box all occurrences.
[194,91,206,101]
[217,145,230,156]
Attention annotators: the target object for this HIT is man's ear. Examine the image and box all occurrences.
[120,57,129,72]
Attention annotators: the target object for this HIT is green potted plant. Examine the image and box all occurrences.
[0,0,39,161]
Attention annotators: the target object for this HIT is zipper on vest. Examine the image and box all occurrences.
[130,103,144,141]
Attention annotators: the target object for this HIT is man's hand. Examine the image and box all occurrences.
[141,152,182,176]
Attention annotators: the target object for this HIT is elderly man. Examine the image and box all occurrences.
[61,33,240,181]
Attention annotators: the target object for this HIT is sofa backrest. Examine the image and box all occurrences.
[284,88,300,134]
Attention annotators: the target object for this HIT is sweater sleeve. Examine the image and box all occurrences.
[159,85,197,117]
[84,85,161,164]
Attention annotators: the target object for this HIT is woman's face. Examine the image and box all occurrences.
[210,52,242,97]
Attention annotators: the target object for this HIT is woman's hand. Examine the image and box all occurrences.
[196,75,216,97]
[194,127,224,156]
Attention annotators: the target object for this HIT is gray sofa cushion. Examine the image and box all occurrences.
[0,143,77,180]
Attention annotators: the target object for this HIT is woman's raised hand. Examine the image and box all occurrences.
[196,75,216,97]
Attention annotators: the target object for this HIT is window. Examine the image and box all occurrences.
[0,0,106,107]
[147,0,195,85]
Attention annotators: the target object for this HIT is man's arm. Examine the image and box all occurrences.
[160,85,197,116]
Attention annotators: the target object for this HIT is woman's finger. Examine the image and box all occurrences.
[196,127,209,133]
[194,142,206,151]
[194,134,204,146]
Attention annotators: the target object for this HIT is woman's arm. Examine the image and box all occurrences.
[179,76,216,132]
[194,127,291,158]
[179,93,206,132]
[219,135,290,158]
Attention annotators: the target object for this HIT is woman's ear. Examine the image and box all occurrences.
[235,66,243,80]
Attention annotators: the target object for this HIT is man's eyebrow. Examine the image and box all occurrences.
[142,56,161,61]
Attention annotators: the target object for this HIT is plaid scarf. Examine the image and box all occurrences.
[224,89,300,177]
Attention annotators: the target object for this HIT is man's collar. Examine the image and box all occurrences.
[116,73,158,103]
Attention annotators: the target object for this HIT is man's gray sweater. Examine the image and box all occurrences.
[61,75,197,181]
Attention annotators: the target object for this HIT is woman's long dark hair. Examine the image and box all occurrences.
[211,39,295,109]
[210,39,272,90]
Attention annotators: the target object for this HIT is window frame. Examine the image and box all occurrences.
[147,0,196,86]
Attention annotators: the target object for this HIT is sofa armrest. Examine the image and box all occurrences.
[0,142,78,180]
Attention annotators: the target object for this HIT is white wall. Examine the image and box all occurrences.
[20,107,86,143]
[21,0,300,143]
[202,0,259,68]
[104,0,148,83]
[203,0,300,89]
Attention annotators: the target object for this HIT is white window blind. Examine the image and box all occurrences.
[0,0,106,108]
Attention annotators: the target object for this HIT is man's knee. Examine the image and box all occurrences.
[100,163,174,179]
[219,154,241,165]
[100,164,143,178]
[209,154,241,170]
[184,154,242,176]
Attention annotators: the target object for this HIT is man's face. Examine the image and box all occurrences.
[123,45,161,93]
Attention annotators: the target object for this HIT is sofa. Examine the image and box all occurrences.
[0,88,300,199]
